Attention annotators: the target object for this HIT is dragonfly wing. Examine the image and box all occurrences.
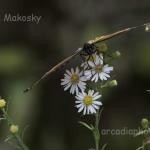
[24,22,149,92]
[88,23,148,44]
[24,48,82,92]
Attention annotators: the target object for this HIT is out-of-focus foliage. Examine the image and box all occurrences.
[0,0,150,150]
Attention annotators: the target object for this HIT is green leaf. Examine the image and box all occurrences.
[16,145,22,150]
[4,135,14,142]
[98,108,104,122]
[78,121,93,130]
[136,145,144,150]
[101,143,107,150]
[21,125,30,140]
[146,90,150,92]
[0,118,6,121]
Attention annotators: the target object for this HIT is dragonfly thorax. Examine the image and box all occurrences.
[82,43,97,55]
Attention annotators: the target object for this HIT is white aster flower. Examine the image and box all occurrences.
[75,90,102,115]
[81,53,102,69]
[61,67,87,94]
[84,55,113,82]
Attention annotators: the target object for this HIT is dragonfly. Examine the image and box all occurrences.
[24,22,150,93]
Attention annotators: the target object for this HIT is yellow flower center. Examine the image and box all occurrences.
[95,64,102,72]
[71,74,79,83]
[83,96,93,105]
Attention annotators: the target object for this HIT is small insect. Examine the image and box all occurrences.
[79,43,98,64]
[82,43,97,55]
[24,23,149,93]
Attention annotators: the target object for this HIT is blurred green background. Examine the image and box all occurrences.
[0,0,150,150]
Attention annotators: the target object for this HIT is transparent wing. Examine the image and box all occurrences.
[24,22,150,92]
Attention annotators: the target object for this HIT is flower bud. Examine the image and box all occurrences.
[141,118,149,129]
[10,125,19,134]
[0,99,6,108]
[108,80,118,87]
[145,24,150,32]
[112,51,121,59]
[101,80,118,88]
[98,43,108,53]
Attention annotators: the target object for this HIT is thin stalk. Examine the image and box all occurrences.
[14,134,29,150]
[94,111,100,150]
[92,82,103,150]
[95,112,100,150]
[2,109,29,150]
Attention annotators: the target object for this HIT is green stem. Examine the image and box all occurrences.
[93,111,100,150]
[2,109,29,150]
[14,134,29,150]
[92,82,103,150]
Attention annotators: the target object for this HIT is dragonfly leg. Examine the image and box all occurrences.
[80,52,91,69]
[80,53,86,62]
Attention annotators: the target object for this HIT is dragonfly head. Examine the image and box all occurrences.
[83,43,97,55]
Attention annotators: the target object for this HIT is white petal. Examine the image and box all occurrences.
[80,76,87,81]
[83,107,87,115]
[93,101,102,105]
[79,81,86,86]
[78,83,86,91]
[93,92,99,98]
[89,105,96,114]
[91,74,96,82]
[93,95,101,100]
[99,73,107,80]
[102,72,110,78]
[88,106,93,114]
[70,85,76,94]
[92,70,96,75]
[61,80,70,85]
[82,91,86,96]
[76,103,83,108]
[64,83,71,91]
[66,70,72,76]
[75,100,82,103]
[99,54,103,64]
[103,65,113,73]
[95,56,100,64]
[78,105,84,113]
[87,107,90,114]
[88,90,92,95]
[92,104,100,109]
[95,74,99,82]
[92,74,99,82]
[84,70,91,76]
[75,67,80,74]
[75,85,79,94]
[88,90,94,96]
[88,61,95,67]
[71,68,74,74]
[92,107,96,113]
[79,71,83,76]
[76,94,84,100]
[64,75,71,80]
